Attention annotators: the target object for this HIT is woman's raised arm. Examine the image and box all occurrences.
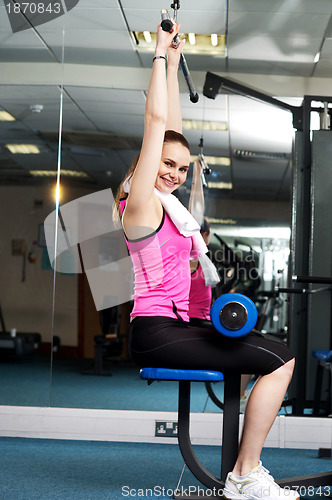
[125,22,181,220]
[166,38,185,133]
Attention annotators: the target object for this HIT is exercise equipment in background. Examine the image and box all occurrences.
[0,301,41,359]
[82,305,123,376]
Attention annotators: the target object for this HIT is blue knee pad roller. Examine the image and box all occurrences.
[210,293,258,338]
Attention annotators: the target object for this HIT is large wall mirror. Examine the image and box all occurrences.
[0,0,331,417]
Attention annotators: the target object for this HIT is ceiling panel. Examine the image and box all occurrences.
[42,29,134,51]
[228,35,320,63]
[124,8,226,33]
[75,0,119,7]
[66,87,146,106]
[122,0,226,9]
[92,118,143,136]
[313,58,332,77]
[184,129,230,155]
[229,0,332,14]
[0,48,56,62]
[0,5,11,29]
[53,47,140,66]
[72,100,146,119]
[37,7,125,31]
[227,58,314,77]
[138,50,227,72]
[320,37,332,57]
[0,84,61,101]
[228,11,330,37]
[0,28,49,49]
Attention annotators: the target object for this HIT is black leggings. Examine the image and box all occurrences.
[129,316,294,376]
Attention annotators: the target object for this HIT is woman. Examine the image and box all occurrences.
[116,21,298,500]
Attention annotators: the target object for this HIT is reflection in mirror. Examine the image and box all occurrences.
[48,14,296,411]
[0,183,54,407]
[3,1,330,419]
[0,1,71,407]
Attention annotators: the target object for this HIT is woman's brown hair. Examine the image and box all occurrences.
[113,130,190,219]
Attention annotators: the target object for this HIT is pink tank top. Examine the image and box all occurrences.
[188,262,212,320]
[120,198,193,321]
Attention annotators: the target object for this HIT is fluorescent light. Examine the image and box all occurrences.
[188,33,196,45]
[30,170,88,177]
[0,111,15,121]
[183,119,227,131]
[233,150,290,160]
[134,31,225,55]
[314,51,320,63]
[190,155,231,166]
[54,184,61,203]
[204,156,231,166]
[6,144,40,154]
[143,31,152,43]
[211,34,218,47]
[207,181,233,190]
[209,218,237,225]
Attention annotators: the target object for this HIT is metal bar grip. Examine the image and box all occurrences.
[160,8,199,103]
[292,275,332,285]
[161,9,173,32]
[276,287,305,294]
[179,54,199,103]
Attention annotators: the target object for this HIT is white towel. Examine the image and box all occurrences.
[122,176,220,286]
[188,159,205,227]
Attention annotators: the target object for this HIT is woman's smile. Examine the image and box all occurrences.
[161,177,177,187]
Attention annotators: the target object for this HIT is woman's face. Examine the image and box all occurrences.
[155,141,190,194]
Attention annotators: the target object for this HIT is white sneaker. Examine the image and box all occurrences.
[223,461,300,499]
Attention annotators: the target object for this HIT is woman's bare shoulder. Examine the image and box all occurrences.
[122,194,163,239]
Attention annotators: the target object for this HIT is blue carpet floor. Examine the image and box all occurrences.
[0,438,331,500]
[0,356,297,414]
[0,358,330,499]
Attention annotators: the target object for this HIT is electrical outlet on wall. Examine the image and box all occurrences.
[155,421,178,437]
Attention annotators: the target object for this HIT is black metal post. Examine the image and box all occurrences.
[221,373,241,482]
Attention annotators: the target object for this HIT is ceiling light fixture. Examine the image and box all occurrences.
[211,33,218,47]
[134,31,225,54]
[188,32,196,45]
[0,111,16,121]
[143,31,152,43]
[233,149,290,160]
[314,51,320,63]
[29,170,88,177]
[190,155,231,166]
[207,181,233,190]
[183,119,228,131]
[6,144,40,154]
[209,218,237,225]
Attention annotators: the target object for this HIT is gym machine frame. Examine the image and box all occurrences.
[202,73,332,491]
[203,71,332,415]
